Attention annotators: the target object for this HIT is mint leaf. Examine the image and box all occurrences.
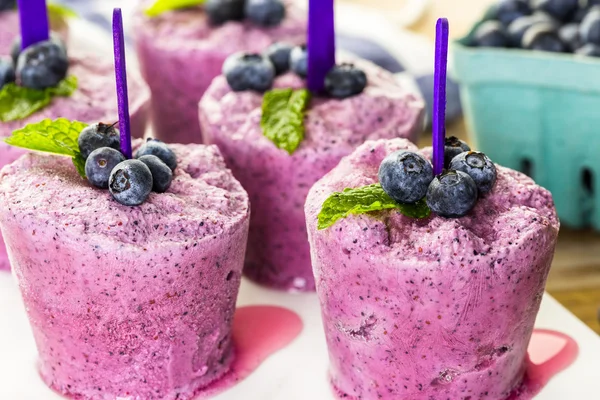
[5,118,89,179]
[145,0,205,17]
[47,3,78,18]
[0,76,78,122]
[317,183,431,230]
[261,88,310,155]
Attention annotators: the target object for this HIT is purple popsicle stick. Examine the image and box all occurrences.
[307,0,336,93]
[432,18,449,176]
[112,8,132,159]
[18,0,50,50]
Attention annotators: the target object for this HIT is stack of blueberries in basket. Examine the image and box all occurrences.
[469,0,600,56]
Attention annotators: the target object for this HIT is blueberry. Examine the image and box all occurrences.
[15,39,68,90]
[135,139,178,171]
[245,0,286,27]
[85,147,126,189]
[222,52,275,92]
[426,171,478,218]
[378,151,434,204]
[138,155,173,193]
[324,63,367,99]
[507,14,557,46]
[491,0,532,26]
[0,58,15,89]
[289,44,308,78]
[580,6,600,45]
[109,160,153,206]
[78,123,120,160]
[576,42,600,56]
[558,23,582,51]
[449,152,497,194]
[205,0,245,25]
[264,42,293,75]
[473,21,510,48]
[11,33,66,65]
[444,136,471,168]
[532,0,578,21]
[0,0,15,12]
[522,23,565,52]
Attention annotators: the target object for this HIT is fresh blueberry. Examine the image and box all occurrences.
[324,63,367,99]
[531,0,578,21]
[490,0,532,26]
[78,123,120,160]
[245,0,286,27]
[289,44,308,78]
[0,0,15,12]
[85,147,126,189]
[378,151,434,204]
[138,155,173,193]
[109,160,153,206]
[572,5,591,23]
[522,23,565,52]
[0,58,15,89]
[426,171,478,218]
[507,14,557,46]
[264,42,293,75]
[558,23,582,51]
[222,52,275,92]
[473,21,510,48]
[580,6,600,45]
[11,33,67,65]
[135,139,178,171]
[576,42,600,56]
[449,152,497,194]
[16,39,68,90]
[444,136,471,168]
[205,0,245,25]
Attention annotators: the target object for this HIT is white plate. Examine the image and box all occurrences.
[1,273,600,399]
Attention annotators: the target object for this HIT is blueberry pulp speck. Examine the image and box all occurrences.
[522,23,566,51]
[532,0,578,21]
[491,0,532,26]
[135,139,178,171]
[379,151,434,204]
[205,0,245,25]
[85,147,126,189]
[558,23,582,51]
[78,123,120,160]
[473,21,510,47]
[324,63,367,99]
[0,0,15,12]
[444,136,471,168]
[222,52,275,92]
[507,14,557,46]
[16,40,68,90]
[264,42,293,75]
[580,6,600,44]
[449,152,498,194]
[426,170,478,218]
[289,45,308,78]
[11,33,67,65]
[138,155,173,193]
[0,58,15,89]
[245,0,286,27]
[109,160,153,206]
[576,42,600,55]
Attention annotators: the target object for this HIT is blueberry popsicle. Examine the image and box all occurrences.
[305,138,559,399]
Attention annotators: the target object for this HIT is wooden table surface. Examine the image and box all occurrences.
[344,0,600,334]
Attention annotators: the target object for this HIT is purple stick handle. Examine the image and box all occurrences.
[112,8,132,159]
[18,0,50,50]
[307,0,336,93]
[432,18,449,176]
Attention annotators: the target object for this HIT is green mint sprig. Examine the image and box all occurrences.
[317,183,431,230]
[0,76,78,122]
[261,88,311,155]
[5,118,89,178]
[145,0,206,17]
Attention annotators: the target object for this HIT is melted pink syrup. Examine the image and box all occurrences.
[195,305,303,398]
[506,329,579,400]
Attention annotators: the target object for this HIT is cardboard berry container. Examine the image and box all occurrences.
[452,38,600,230]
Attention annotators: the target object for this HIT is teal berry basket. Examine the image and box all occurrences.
[452,36,600,231]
